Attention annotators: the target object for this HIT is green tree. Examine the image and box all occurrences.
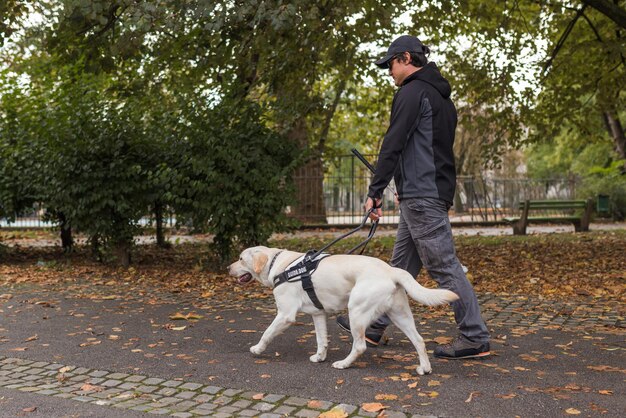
[0,72,41,222]
[411,1,624,166]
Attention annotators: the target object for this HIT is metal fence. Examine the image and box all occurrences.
[2,154,580,228]
[0,203,177,229]
[317,154,579,225]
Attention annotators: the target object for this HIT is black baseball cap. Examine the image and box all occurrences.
[375,35,426,69]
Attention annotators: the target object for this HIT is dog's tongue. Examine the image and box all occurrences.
[238,273,253,284]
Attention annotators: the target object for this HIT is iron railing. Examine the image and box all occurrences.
[317,154,579,225]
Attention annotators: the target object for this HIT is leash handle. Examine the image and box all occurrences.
[351,148,376,174]
[352,147,398,198]
[314,208,376,256]
[309,150,381,257]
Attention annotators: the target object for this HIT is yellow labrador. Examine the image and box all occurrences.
[228,246,458,375]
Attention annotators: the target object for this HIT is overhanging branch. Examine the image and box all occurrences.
[542,5,588,76]
[580,0,626,30]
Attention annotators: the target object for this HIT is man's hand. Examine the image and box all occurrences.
[365,197,382,221]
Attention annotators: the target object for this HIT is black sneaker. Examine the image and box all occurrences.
[336,315,386,347]
[434,335,490,359]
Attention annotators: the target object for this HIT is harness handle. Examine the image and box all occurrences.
[347,216,378,255]
[311,208,378,257]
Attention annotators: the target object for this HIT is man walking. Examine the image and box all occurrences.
[337,35,490,359]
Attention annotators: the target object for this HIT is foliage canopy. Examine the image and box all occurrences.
[1,0,625,260]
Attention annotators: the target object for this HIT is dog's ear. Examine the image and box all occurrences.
[253,252,269,274]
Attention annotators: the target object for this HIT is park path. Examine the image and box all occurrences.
[1,279,624,417]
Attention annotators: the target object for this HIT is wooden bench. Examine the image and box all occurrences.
[505,199,593,235]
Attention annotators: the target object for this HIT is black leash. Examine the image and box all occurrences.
[313,207,379,256]
[308,149,382,257]
[272,149,383,310]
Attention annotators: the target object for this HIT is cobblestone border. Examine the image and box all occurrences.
[0,356,436,418]
[478,294,624,330]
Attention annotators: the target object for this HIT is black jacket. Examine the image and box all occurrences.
[368,62,457,204]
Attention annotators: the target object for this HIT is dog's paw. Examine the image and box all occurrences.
[416,364,432,375]
[309,352,327,363]
[332,360,350,369]
[250,344,265,355]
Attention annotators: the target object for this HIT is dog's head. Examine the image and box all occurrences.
[228,246,275,288]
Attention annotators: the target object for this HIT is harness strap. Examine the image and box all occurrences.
[300,272,324,310]
[273,250,329,310]
[267,251,283,279]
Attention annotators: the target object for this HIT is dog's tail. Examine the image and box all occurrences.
[393,268,459,306]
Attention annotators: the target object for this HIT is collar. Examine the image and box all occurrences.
[267,251,283,282]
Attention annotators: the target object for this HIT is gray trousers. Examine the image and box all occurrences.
[377,197,490,343]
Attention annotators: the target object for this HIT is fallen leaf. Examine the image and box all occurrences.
[22,407,37,413]
[79,340,101,347]
[565,408,581,415]
[362,403,388,413]
[308,400,324,409]
[495,393,517,399]
[598,390,613,395]
[169,312,188,320]
[407,382,418,389]
[433,336,453,344]
[80,383,103,392]
[375,394,398,401]
[318,407,349,418]
[587,365,625,373]
[25,335,38,342]
[589,403,608,413]
[169,312,203,320]
[252,393,264,400]
[465,391,480,403]
[427,380,441,387]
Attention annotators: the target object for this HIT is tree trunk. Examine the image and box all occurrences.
[90,234,102,261]
[288,117,327,224]
[292,157,327,223]
[154,201,167,248]
[114,240,131,268]
[289,77,347,225]
[603,111,626,171]
[57,212,73,253]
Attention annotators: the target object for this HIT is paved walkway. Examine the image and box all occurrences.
[1,277,624,417]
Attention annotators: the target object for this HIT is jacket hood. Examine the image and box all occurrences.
[403,62,451,98]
